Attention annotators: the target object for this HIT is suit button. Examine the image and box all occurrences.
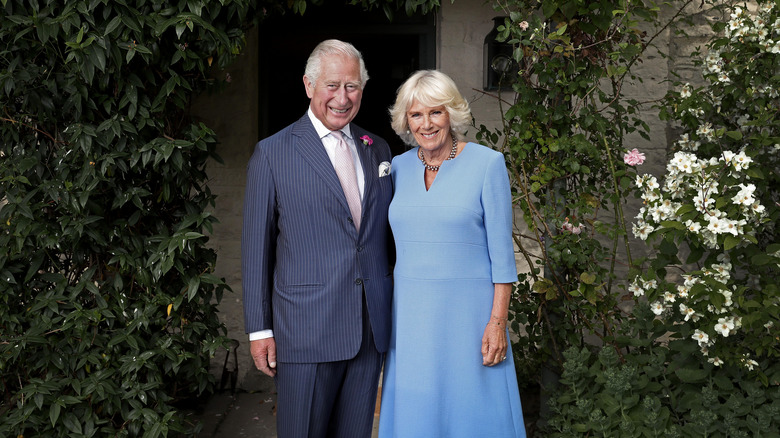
[355,278,363,285]
[357,245,364,252]
[347,218,354,223]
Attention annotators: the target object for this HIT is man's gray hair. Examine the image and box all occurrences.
[304,39,369,88]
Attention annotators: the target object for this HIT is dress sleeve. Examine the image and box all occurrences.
[481,151,518,283]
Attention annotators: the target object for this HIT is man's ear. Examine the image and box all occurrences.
[303,75,314,99]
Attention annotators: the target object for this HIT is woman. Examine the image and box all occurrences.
[378,70,526,437]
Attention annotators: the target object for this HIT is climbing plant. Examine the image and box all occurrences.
[479,0,670,388]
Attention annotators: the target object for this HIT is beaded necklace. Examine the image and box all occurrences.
[419,135,458,172]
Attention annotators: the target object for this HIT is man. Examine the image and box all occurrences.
[242,39,393,437]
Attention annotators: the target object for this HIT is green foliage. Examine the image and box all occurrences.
[349,0,441,20]
[0,0,256,435]
[480,0,665,388]
[544,304,780,437]
[485,0,780,434]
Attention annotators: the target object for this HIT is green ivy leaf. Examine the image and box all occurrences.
[674,367,708,383]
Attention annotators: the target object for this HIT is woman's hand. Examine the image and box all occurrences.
[481,317,508,367]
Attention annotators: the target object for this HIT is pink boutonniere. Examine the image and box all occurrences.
[360,135,373,146]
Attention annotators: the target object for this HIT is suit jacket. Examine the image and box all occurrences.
[242,114,394,363]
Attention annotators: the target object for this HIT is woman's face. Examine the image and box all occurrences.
[406,101,451,153]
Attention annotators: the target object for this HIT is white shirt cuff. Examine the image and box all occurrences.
[249,330,273,341]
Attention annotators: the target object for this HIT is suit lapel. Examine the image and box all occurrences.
[351,126,376,209]
[291,116,352,214]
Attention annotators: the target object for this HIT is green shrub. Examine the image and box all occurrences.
[545,304,780,437]
[632,0,780,373]
[0,1,255,435]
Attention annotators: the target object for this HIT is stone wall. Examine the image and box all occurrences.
[191,1,719,390]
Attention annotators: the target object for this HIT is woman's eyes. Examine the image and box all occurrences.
[409,111,442,119]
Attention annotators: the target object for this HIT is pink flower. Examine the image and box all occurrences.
[360,135,373,146]
[519,21,529,31]
[623,148,646,166]
[561,218,584,234]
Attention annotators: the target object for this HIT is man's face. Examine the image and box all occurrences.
[304,55,363,131]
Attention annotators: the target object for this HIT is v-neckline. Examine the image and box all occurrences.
[420,142,467,192]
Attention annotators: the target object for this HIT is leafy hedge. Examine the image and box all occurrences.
[0,0,256,435]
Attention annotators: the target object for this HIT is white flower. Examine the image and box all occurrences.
[641,278,658,290]
[628,281,645,297]
[663,291,676,303]
[692,190,714,212]
[681,304,699,322]
[692,329,709,346]
[668,151,697,174]
[682,274,700,288]
[680,83,692,98]
[632,220,654,240]
[706,216,728,234]
[732,151,752,171]
[641,190,660,203]
[708,357,723,366]
[714,317,735,337]
[686,220,702,233]
[721,290,733,307]
[650,301,665,315]
[741,355,759,371]
[635,174,659,190]
[732,183,756,206]
[696,123,716,141]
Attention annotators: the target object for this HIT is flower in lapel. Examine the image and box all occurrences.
[360,135,373,146]
[378,161,391,177]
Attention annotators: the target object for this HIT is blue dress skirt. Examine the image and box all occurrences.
[378,143,526,437]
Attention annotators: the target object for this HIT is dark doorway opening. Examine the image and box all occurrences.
[258,5,436,156]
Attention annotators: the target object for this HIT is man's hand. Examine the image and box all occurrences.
[250,338,277,377]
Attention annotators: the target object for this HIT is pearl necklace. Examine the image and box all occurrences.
[419,135,458,172]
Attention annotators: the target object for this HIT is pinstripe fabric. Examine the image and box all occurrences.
[275,297,383,438]
[242,113,394,363]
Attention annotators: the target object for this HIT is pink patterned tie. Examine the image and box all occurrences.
[331,130,361,230]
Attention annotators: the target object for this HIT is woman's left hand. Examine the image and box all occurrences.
[481,319,508,367]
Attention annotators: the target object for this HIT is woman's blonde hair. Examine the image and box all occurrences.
[389,70,472,146]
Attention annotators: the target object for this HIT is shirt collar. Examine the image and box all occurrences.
[307,107,353,140]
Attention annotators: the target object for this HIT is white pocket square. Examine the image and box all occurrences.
[378,161,391,177]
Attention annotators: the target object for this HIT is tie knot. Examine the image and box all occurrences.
[331,130,345,141]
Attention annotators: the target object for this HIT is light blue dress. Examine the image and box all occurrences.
[378,143,526,438]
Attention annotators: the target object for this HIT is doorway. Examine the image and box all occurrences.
[257,4,436,156]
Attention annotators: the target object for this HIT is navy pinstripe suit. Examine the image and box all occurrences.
[242,113,394,436]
